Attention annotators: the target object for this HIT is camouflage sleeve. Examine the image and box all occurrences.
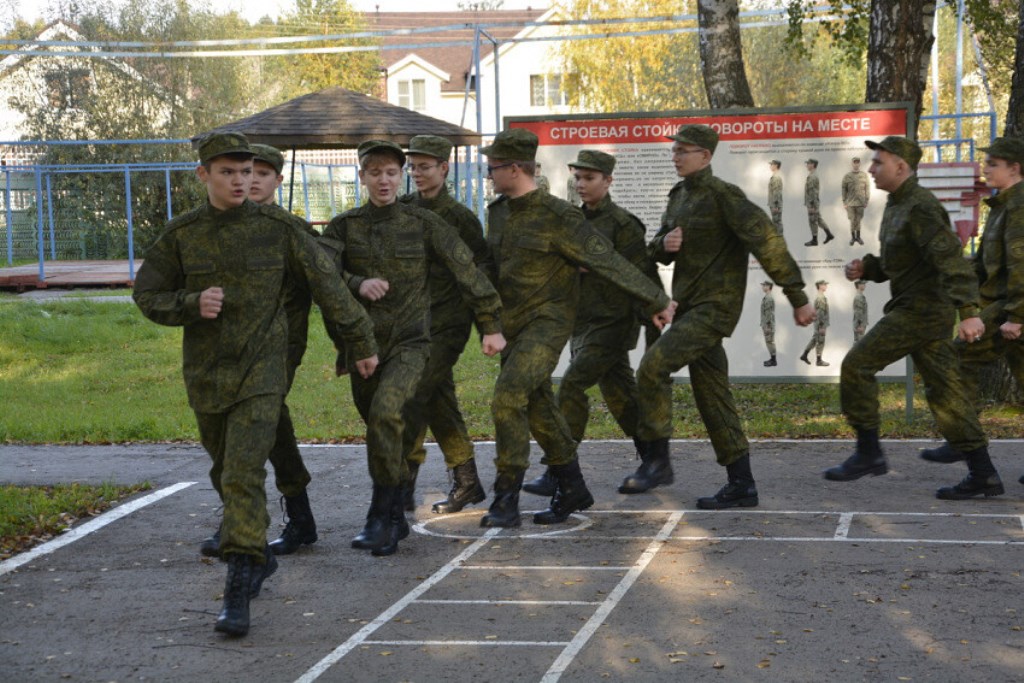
[132,230,203,326]
[321,215,365,294]
[454,207,494,273]
[726,198,809,309]
[287,226,377,361]
[910,202,980,319]
[427,214,503,335]
[1004,202,1024,323]
[557,210,670,316]
[859,254,888,283]
[615,213,649,270]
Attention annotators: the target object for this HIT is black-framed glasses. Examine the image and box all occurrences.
[406,163,439,174]
[486,162,516,175]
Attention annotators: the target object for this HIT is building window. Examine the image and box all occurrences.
[397,79,426,112]
[45,69,91,109]
[529,73,567,107]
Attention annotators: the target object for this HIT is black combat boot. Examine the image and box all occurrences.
[632,436,647,460]
[823,228,835,244]
[404,462,420,512]
[799,351,811,365]
[534,459,595,524]
[351,484,396,550]
[619,438,673,494]
[480,471,525,528]
[522,467,557,497]
[269,490,318,556]
[824,428,888,481]
[936,447,1004,500]
[697,453,759,509]
[372,485,409,556]
[249,545,278,598]
[199,524,221,558]
[855,231,864,245]
[804,237,818,246]
[763,355,777,367]
[431,459,486,513]
[215,554,253,636]
[816,356,829,367]
[919,442,967,464]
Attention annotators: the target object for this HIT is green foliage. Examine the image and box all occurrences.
[784,0,869,67]
[0,481,152,559]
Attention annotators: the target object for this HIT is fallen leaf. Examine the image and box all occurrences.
[712,661,725,669]
[758,659,771,669]
[628,658,640,664]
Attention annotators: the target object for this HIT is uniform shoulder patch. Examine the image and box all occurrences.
[584,232,612,256]
[163,206,203,232]
[1009,237,1024,259]
[451,239,474,265]
[929,230,962,256]
[315,247,336,274]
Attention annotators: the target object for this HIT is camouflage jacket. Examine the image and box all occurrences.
[814,294,830,329]
[842,170,870,207]
[860,176,980,338]
[281,219,322,375]
[486,189,668,348]
[650,166,808,337]
[133,199,376,413]
[768,174,783,211]
[853,292,868,329]
[804,173,821,208]
[321,200,501,361]
[573,194,650,350]
[760,293,775,331]
[400,186,493,336]
[975,180,1024,325]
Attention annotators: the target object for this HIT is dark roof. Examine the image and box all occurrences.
[197,86,481,149]
[368,9,548,93]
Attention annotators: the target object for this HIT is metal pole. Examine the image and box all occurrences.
[34,166,44,283]
[931,10,940,148]
[45,173,55,259]
[474,27,485,224]
[905,357,915,423]
[301,163,311,219]
[124,167,136,281]
[955,0,964,161]
[327,164,336,215]
[164,168,173,220]
[5,167,13,266]
[288,147,297,212]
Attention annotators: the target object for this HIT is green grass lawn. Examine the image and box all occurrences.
[0,298,1019,444]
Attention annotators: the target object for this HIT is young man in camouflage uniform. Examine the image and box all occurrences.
[852,279,868,342]
[522,149,655,497]
[399,134,492,515]
[482,128,674,528]
[842,157,870,245]
[321,140,504,556]
[630,124,815,509]
[804,159,835,246]
[826,136,1004,500]
[919,136,1024,490]
[760,281,777,367]
[134,132,378,636]
[768,160,783,234]
[800,280,830,367]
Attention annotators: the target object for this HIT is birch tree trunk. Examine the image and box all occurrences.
[698,0,755,108]
[865,0,937,134]
[1005,0,1024,137]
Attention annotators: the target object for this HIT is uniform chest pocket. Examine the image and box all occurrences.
[513,235,550,253]
[394,234,425,259]
[246,256,284,271]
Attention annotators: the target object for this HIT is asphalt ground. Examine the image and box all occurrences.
[2,439,1023,682]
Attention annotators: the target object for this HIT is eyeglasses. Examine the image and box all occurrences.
[486,162,516,175]
[406,163,439,174]
[671,148,702,157]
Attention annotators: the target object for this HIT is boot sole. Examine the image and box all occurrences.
[214,619,249,637]
[618,476,673,495]
[935,484,1005,500]
[823,464,888,481]
[269,532,318,556]
[480,515,521,528]
[533,494,595,525]
[696,496,759,510]
[431,490,487,514]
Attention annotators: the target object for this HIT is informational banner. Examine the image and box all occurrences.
[507,105,913,380]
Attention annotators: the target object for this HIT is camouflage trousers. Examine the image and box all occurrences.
[195,393,281,561]
[351,344,429,486]
[636,312,749,466]
[841,308,987,451]
[762,325,776,356]
[803,329,826,357]
[846,205,865,233]
[807,207,830,238]
[557,340,639,443]
[955,325,1024,411]
[267,401,312,498]
[493,333,577,475]
[403,325,475,469]
[770,207,783,234]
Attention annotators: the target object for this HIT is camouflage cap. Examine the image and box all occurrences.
[480,128,538,161]
[406,135,453,161]
[769,159,781,167]
[852,157,861,163]
[815,279,829,287]
[979,136,1024,166]
[761,280,773,287]
[666,124,718,153]
[251,143,284,174]
[357,139,406,166]
[806,158,819,166]
[569,149,616,175]
[865,135,922,170]
[195,132,252,164]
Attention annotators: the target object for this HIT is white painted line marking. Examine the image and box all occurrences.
[362,640,569,647]
[0,482,196,577]
[541,511,685,682]
[413,599,602,606]
[1019,515,1024,533]
[294,528,501,683]
[459,565,631,571]
[834,512,855,539]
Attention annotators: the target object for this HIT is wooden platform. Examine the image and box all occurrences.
[0,260,138,291]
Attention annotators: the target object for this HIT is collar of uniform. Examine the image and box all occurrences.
[582,193,612,219]
[682,165,713,189]
[363,200,401,220]
[507,188,542,211]
[415,184,452,210]
[887,174,919,204]
[205,198,255,223]
[988,180,1024,208]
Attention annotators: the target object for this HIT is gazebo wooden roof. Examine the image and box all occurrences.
[196,86,481,149]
